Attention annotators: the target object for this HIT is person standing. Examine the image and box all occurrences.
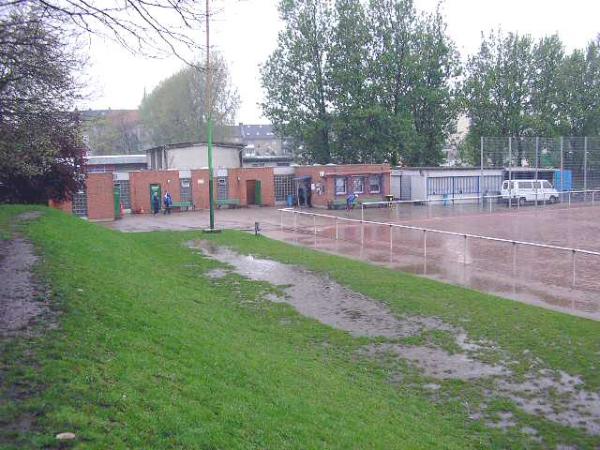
[346,192,357,212]
[163,192,172,215]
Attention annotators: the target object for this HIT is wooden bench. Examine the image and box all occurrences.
[216,199,240,209]
[327,199,348,210]
[171,201,194,211]
[328,197,385,210]
[358,197,387,208]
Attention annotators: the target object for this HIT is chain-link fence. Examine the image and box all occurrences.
[481,137,600,191]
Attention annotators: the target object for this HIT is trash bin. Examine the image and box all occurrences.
[287,194,294,207]
[442,193,449,206]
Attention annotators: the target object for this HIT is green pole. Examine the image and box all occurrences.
[208,117,215,230]
[206,0,215,230]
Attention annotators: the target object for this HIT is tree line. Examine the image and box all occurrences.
[261,0,600,166]
[0,0,209,202]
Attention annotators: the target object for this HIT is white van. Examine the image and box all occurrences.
[501,180,560,206]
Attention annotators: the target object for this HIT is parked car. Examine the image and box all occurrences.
[501,180,560,206]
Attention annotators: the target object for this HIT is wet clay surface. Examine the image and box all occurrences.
[189,240,448,338]
[191,240,600,437]
[0,212,52,338]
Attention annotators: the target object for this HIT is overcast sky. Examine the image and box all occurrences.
[82,0,600,123]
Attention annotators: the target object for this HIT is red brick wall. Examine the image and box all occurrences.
[189,168,275,208]
[87,173,115,221]
[130,170,181,213]
[229,167,275,206]
[295,164,391,208]
[48,199,73,213]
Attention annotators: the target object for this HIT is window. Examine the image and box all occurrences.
[335,177,347,195]
[352,177,364,194]
[369,175,381,194]
[532,181,541,190]
[519,181,533,189]
[542,180,552,189]
[274,175,294,201]
[180,178,192,202]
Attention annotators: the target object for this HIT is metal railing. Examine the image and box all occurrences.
[359,188,600,218]
[278,200,600,290]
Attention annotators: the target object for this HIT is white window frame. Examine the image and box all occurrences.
[352,177,364,194]
[368,175,381,194]
[335,177,347,195]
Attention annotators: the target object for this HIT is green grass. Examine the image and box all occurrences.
[0,205,599,449]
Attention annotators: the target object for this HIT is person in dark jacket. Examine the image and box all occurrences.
[163,192,173,214]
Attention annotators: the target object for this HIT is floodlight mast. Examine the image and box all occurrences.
[206,0,215,230]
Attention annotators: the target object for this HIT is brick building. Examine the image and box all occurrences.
[50,164,391,221]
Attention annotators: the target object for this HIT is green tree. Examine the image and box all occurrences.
[407,7,460,165]
[139,55,239,147]
[83,111,142,155]
[262,0,458,166]
[261,0,333,163]
[558,38,600,136]
[0,8,85,203]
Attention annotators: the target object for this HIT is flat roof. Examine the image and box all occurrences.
[86,155,147,165]
[145,141,245,152]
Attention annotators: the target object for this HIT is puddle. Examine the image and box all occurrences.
[364,343,509,380]
[205,268,230,279]
[188,240,451,339]
[188,240,600,436]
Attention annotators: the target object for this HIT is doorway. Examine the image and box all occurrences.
[246,180,262,205]
[149,184,161,212]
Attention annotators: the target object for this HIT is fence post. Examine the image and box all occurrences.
[389,224,393,251]
[294,211,297,233]
[560,137,564,197]
[571,250,576,288]
[480,136,484,204]
[568,191,571,208]
[535,137,539,208]
[423,229,427,274]
[508,137,513,208]
[584,137,588,195]
[360,210,365,247]
[335,216,339,240]
[280,210,283,231]
[313,214,317,236]
[512,241,517,289]
[463,234,468,265]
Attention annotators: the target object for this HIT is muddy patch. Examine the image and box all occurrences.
[364,343,509,380]
[188,240,451,339]
[188,240,600,437]
[0,237,52,338]
[205,268,230,279]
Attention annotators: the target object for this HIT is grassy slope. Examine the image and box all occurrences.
[1,207,481,449]
[1,206,598,449]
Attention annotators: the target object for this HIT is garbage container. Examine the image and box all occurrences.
[287,194,294,207]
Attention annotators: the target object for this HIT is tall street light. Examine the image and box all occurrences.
[205,0,215,231]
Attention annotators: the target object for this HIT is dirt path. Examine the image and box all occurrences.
[0,212,52,338]
[191,240,600,440]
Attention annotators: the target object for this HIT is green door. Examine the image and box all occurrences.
[150,184,161,213]
[114,185,121,219]
[255,180,262,205]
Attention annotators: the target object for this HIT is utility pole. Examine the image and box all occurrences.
[206,0,216,231]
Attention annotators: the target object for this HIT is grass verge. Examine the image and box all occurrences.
[0,205,598,449]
